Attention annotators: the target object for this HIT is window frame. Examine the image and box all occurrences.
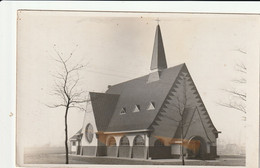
[85,123,94,143]
[147,101,155,110]
[133,135,145,146]
[154,139,164,147]
[119,136,130,146]
[107,136,116,146]
[133,105,141,113]
[120,107,127,115]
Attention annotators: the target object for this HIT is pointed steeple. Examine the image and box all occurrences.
[150,24,167,71]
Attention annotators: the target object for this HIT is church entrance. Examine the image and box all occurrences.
[106,136,117,157]
[187,136,207,159]
[118,136,130,158]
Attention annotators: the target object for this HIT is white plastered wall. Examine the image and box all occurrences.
[80,102,98,147]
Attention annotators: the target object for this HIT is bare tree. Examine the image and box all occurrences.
[218,62,246,117]
[47,45,88,164]
[164,72,193,165]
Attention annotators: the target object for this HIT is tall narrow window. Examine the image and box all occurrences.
[85,123,94,143]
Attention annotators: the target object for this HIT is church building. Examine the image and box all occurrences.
[70,24,220,160]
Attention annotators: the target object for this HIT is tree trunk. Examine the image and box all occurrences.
[181,120,185,165]
[182,149,185,165]
[65,105,69,164]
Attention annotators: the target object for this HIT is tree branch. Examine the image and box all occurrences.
[164,114,181,123]
[235,63,247,74]
[222,88,246,101]
[70,100,89,104]
[46,104,67,108]
[231,78,246,84]
[69,105,86,111]
[217,102,246,114]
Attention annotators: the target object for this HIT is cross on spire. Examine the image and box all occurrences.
[155,18,160,25]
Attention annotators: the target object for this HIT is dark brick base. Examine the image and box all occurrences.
[81,146,96,156]
[149,146,172,159]
[78,145,217,160]
[118,146,130,158]
[132,146,147,159]
[97,146,107,156]
[107,146,117,157]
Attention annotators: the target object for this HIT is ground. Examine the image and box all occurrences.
[23,153,245,166]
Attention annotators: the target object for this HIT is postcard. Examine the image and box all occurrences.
[16,10,260,167]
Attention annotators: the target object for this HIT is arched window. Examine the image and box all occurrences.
[133,135,145,146]
[107,136,116,146]
[85,123,94,143]
[154,139,164,147]
[120,136,130,146]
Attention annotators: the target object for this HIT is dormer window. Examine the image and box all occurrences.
[120,107,126,115]
[147,102,155,110]
[133,105,141,113]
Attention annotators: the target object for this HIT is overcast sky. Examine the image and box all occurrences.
[16,11,259,150]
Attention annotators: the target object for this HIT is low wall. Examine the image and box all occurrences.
[81,146,96,156]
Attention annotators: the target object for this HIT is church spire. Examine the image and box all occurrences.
[147,24,167,83]
[150,24,167,71]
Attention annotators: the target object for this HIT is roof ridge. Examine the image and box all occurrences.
[89,91,120,96]
[106,63,186,93]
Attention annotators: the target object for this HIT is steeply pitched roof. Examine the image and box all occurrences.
[104,63,185,132]
[88,63,217,139]
[70,128,82,141]
[150,24,167,70]
[89,92,120,131]
[149,65,218,140]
